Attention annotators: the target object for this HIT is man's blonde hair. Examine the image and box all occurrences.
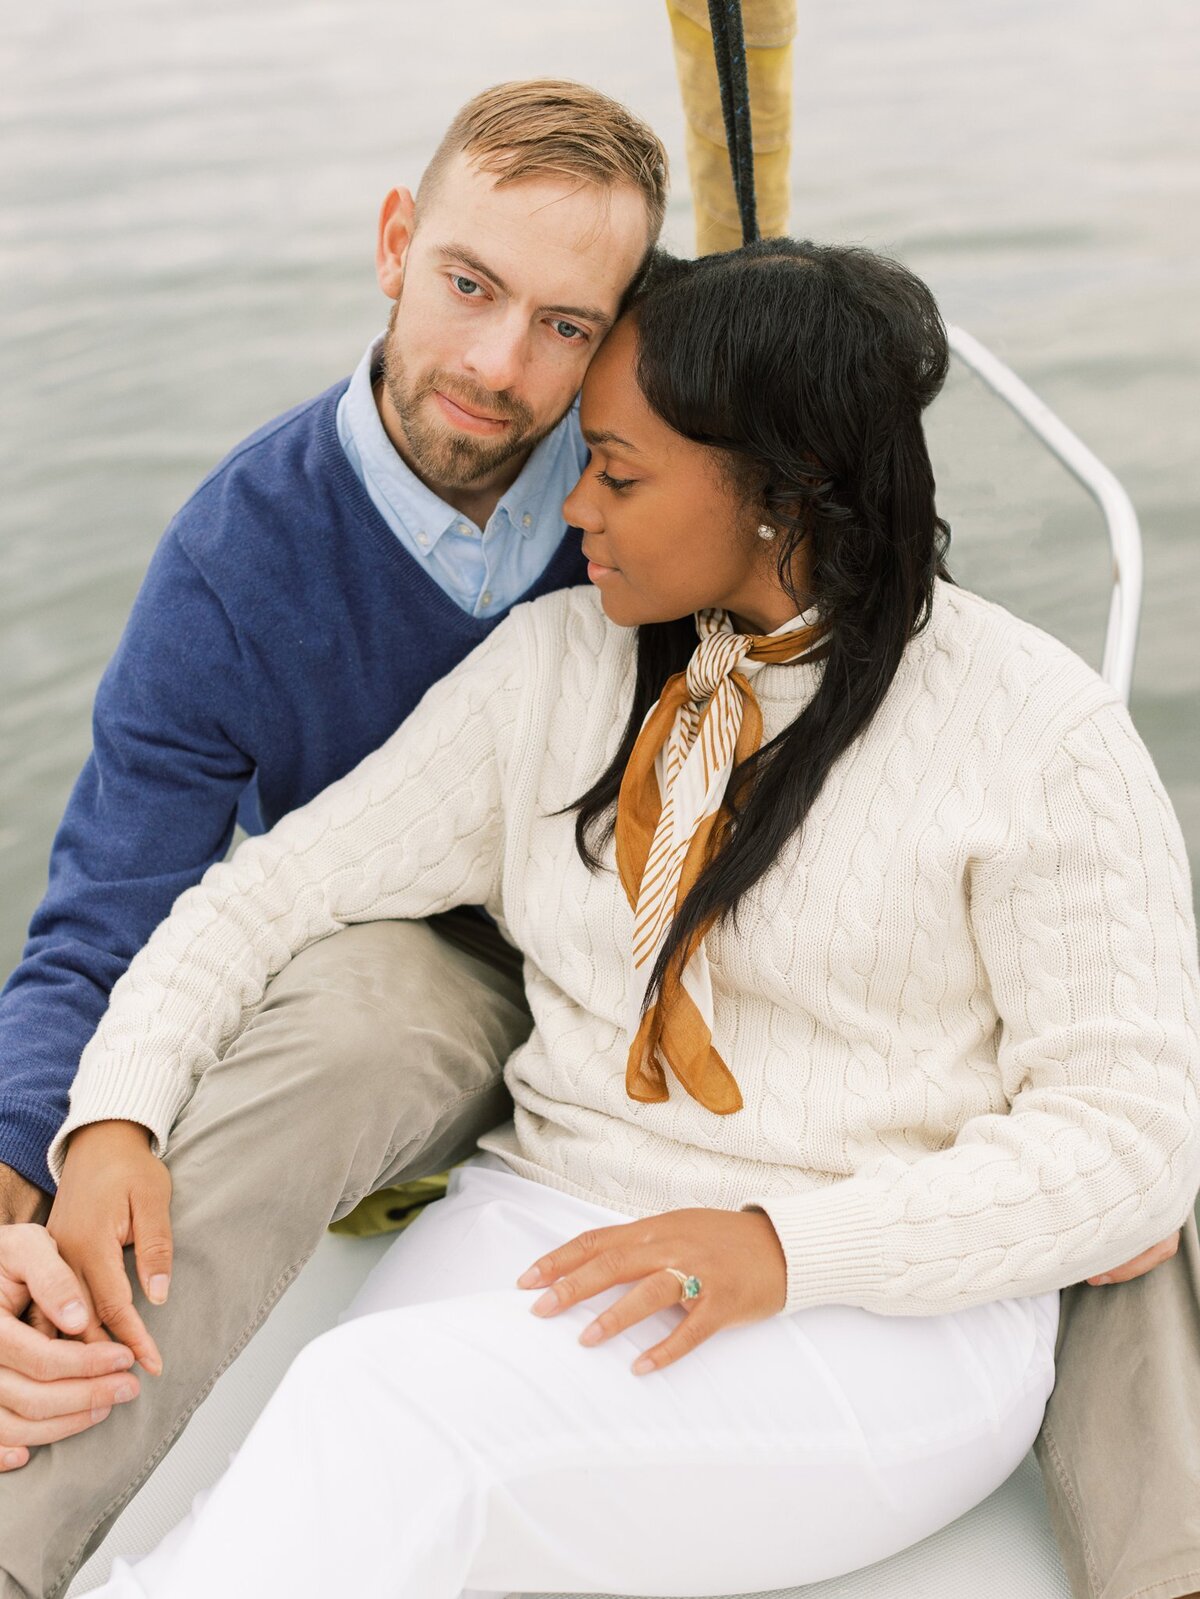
[418,79,669,243]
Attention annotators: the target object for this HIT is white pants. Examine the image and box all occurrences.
[92,1159,1059,1598]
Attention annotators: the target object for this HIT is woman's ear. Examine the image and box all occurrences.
[375,188,416,300]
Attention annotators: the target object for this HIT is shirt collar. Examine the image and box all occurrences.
[343,334,579,551]
[492,396,582,540]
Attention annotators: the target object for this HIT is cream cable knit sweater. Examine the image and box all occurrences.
[50,582,1200,1317]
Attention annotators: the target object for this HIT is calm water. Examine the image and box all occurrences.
[2,0,1198,969]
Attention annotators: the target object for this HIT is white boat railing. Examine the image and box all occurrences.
[946,324,1144,706]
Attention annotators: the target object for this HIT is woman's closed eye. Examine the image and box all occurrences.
[596,469,637,492]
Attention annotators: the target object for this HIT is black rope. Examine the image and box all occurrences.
[706,0,758,244]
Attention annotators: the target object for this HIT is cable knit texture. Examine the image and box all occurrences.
[50,581,1200,1316]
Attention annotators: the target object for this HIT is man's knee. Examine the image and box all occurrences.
[223,919,525,1107]
[165,920,521,1198]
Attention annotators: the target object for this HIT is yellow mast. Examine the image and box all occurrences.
[666,0,797,255]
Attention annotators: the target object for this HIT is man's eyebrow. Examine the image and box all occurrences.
[583,428,640,452]
[437,243,613,331]
[437,244,511,295]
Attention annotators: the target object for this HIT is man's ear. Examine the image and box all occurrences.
[376,187,416,299]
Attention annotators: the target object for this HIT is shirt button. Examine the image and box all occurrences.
[481,591,493,609]
[458,522,472,536]
[416,531,429,547]
[522,513,532,528]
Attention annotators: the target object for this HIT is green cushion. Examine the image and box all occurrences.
[328,1173,451,1238]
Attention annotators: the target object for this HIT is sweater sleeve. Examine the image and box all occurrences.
[47,611,529,1184]
[0,528,257,1193]
[751,695,1200,1316]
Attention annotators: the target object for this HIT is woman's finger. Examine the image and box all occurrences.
[516,1225,630,1290]
[80,1249,162,1376]
[630,1302,716,1375]
[577,1270,687,1347]
[529,1242,653,1316]
[131,1182,173,1307]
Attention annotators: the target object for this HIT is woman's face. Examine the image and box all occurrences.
[562,318,805,634]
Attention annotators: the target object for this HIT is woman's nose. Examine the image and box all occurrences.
[562,471,601,532]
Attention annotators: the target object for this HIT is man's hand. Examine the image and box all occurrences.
[0,1223,140,1471]
[48,1120,171,1378]
[1086,1229,1181,1286]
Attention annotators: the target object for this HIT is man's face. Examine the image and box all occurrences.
[377,153,652,497]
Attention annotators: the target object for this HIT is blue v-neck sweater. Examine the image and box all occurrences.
[0,382,588,1191]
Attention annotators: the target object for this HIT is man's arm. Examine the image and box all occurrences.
[0,523,257,1198]
[0,1168,47,1228]
[0,519,259,1462]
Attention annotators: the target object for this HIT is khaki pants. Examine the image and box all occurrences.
[0,913,529,1599]
[1037,1201,1200,1599]
[1,915,1197,1599]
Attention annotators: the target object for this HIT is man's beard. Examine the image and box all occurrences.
[380,312,551,491]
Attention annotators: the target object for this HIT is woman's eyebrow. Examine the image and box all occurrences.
[436,244,611,329]
[583,428,640,452]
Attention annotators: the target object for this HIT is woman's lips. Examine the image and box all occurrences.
[586,559,618,581]
[434,390,510,435]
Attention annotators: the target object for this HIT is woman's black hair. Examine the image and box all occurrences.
[571,238,953,1008]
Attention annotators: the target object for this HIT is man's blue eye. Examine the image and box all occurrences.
[553,320,586,341]
[452,275,482,296]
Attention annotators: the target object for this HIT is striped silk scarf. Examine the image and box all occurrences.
[615,606,823,1114]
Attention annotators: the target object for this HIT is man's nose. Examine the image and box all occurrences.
[462,315,527,395]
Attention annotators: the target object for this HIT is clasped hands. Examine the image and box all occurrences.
[0,1121,167,1472]
[0,1116,1186,1471]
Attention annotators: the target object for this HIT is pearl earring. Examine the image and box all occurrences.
[756,523,777,541]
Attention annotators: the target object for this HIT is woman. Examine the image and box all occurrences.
[58,240,1198,1597]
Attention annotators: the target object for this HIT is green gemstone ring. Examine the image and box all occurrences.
[666,1268,703,1303]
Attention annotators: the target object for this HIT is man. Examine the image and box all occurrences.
[0,78,666,1597]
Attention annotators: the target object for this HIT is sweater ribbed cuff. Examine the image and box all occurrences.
[746,1185,885,1314]
[0,1096,66,1198]
[47,1056,190,1186]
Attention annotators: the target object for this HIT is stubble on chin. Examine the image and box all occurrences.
[380,335,546,492]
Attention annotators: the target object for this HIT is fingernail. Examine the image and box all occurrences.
[3,1449,25,1468]
[90,1406,112,1424]
[579,1323,603,1346]
[113,1384,135,1404]
[531,1290,558,1316]
[62,1300,87,1331]
[516,1267,541,1288]
[632,1356,655,1375]
[147,1275,170,1305]
[1092,1275,1112,1286]
[140,1354,163,1377]
[108,1350,135,1373]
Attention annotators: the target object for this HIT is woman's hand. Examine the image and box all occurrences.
[517,1207,787,1374]
[46,1121,171,1376]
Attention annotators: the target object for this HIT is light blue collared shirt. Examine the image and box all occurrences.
[336,335,587,618]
